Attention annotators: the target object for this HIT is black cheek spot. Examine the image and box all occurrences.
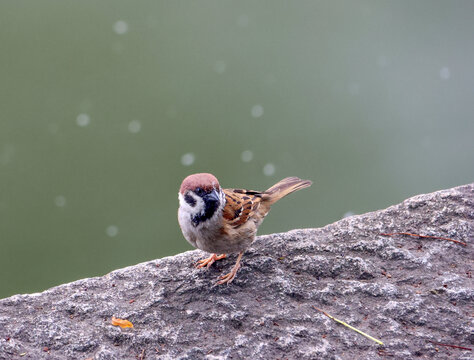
[184,194,196,207]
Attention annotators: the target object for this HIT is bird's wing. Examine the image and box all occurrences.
[222,188,264,228]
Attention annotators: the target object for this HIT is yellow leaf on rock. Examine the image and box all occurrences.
[111,316,133,328]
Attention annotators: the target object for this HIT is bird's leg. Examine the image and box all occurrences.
[216,251,244,285]
[195,253,226,269]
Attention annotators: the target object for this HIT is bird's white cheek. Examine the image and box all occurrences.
[178,193,205,216]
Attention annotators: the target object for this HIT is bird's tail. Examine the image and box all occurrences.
[264,177,312,205]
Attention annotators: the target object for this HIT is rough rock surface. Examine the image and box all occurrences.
[1,184,473,360]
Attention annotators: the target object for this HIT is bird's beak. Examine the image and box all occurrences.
[204,189,220,204]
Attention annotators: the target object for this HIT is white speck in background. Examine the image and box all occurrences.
[440,67,450,80]
[241,150,253,162]
[237,14,249,28]
[343,211,355,218]
[54,196,66,207]
[181,153,195,166]
[128,120,141,133]
[76,113,90,127]
[251,104,264,118]
[106,225,119,237]
[113,20,128,35]
[263,163,275,176]
[214,60,227,74]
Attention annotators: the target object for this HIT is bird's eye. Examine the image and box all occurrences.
[195,187,205,196]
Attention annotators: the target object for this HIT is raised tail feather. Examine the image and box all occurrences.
[264,177,312,205]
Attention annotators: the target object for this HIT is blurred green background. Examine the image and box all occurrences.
[1,1,473,299]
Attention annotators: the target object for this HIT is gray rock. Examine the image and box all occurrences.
[1,184,473,360]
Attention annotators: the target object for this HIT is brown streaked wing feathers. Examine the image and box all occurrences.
[222,188,263,228]
[222,177,311,229]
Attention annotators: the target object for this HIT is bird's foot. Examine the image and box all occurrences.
[215,251,244,285]
[195,253,226,269]
[216,265,240,285]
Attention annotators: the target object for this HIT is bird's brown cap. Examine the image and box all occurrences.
[179,173,220,194]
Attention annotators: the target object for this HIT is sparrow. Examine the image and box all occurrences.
[178,173,312,285]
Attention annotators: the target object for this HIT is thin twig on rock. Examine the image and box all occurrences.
[380,232,467,246]
[427,340,472,351]
[313,306,384,345]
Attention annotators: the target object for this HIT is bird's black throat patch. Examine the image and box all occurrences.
[191,194,220,226]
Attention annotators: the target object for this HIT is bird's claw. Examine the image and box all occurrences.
[195,253,226,269]
[215,263,240,285]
